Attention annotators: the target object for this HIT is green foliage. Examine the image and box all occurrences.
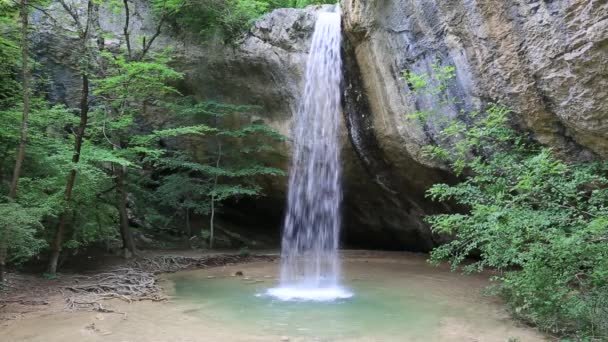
[130,125,216,146]
[94,51,183,108]
[0,98,120,261]
[403,63,456,97]
[156,0,336,43]
[0,201,46,264]
[402,62,458,125]
[422,103,608,338]
[0,0,286,273]
[143,98,286,238]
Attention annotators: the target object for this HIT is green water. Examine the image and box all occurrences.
[163,257,546,341]
[170,275,452,340]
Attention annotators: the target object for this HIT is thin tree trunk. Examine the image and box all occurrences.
[185,207,190,237]
[1,0,30,283]
[184,207,191,248]
[209,141,222,250]
[109,0,167,255]
[0,263,5,284]
[48,73,89,275]
[122,0,131,59]
[116,165,135,257]
[48,0,95,275]
[8,0,30,200]
[209,196,215,249]
[106,0,146,257]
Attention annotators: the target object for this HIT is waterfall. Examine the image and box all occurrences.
[267,7,352,301]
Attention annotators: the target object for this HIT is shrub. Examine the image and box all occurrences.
[403,65,608,339]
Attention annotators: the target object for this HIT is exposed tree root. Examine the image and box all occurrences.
[61,253,275,312]
[64,268,163,303]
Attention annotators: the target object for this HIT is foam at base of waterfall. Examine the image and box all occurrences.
[264,286,353,301]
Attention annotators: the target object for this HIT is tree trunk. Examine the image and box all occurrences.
[209,141,222,250]
[185,208,190,237]
[185,207,191,248]
[209,195,215,250]
[0,262,5,283]
[1,0,30,283]
[48,0,94,275]
[116,165,135,257]
[48,73,89,275]
[8,0,30,200]
[109,0,163,255]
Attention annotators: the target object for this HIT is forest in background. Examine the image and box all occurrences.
[0,0,338,280]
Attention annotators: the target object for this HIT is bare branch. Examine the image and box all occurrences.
[140,15,166,59]
[122,0,132,59]
[58,0,83,33]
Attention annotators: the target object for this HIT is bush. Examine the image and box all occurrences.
[403,65,608,339]
[424,105,608,339]
[0,202,46,265]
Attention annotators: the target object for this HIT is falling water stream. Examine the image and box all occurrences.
[266,7,352,301]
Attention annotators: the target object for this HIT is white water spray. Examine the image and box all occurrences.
[267,7,351,301]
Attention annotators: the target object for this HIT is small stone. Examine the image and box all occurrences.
[95,313,104,321]
[206,275,216,279]
[233,271,244,276]
[280,336,290,342]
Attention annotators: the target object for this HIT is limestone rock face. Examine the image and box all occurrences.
[337,0,608,249]
[341,0,608,162]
